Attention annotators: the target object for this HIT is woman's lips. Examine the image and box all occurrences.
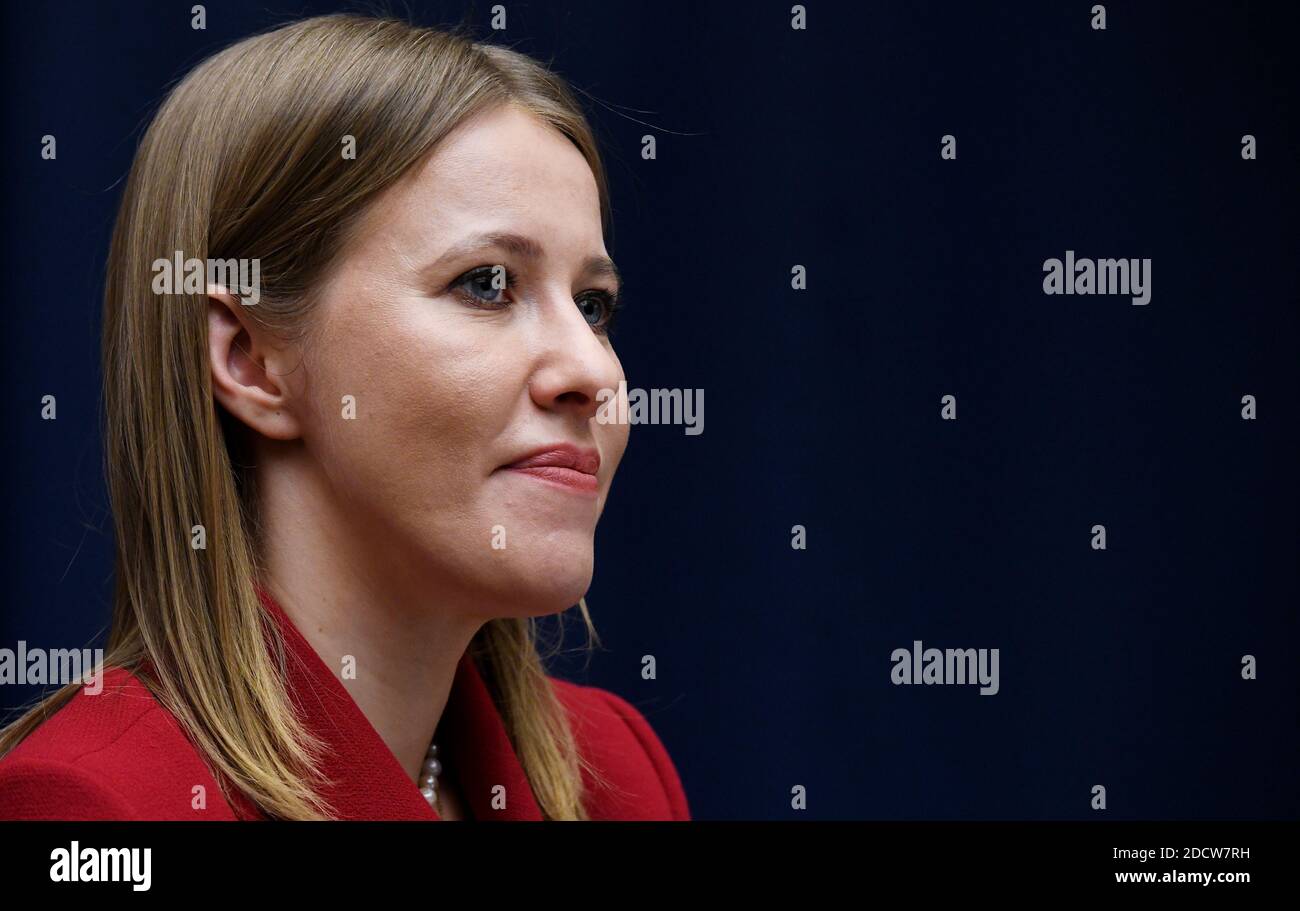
[502,465,599,496]
[498,443,601,497]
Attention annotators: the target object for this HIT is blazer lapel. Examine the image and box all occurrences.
[256,589,544,821]
[438,643,545,821]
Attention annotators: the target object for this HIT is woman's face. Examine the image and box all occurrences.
[285,104,629,617]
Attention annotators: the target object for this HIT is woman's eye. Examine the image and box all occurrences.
[451,267,622,334]
[578,291,623,335]
[452,265,513,307]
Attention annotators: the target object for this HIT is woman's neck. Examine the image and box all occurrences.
[255,448,486,787]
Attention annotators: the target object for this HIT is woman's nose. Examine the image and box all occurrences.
[525,297,623,421]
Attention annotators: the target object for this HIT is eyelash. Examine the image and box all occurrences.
[449,265,624,336]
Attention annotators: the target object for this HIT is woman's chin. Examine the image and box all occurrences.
[499,569,595,618]
[458,545,593,617]
[534,575,596,616]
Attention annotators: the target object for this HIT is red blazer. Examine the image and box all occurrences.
[0,592,690,821]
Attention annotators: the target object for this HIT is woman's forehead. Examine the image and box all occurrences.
[355,111,605,263]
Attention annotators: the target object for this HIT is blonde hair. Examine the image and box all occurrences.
[0,13,616,820]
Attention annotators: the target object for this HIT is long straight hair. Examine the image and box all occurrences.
[0,13,616,820]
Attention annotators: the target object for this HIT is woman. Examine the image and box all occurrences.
[0,13,690,821]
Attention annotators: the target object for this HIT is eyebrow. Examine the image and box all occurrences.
[425,230,622,293]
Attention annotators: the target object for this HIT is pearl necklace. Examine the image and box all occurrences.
[418,742,442,810]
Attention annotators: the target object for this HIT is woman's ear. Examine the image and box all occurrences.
[207,285,303,441]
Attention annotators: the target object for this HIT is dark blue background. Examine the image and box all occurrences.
[2,1,1296,819]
